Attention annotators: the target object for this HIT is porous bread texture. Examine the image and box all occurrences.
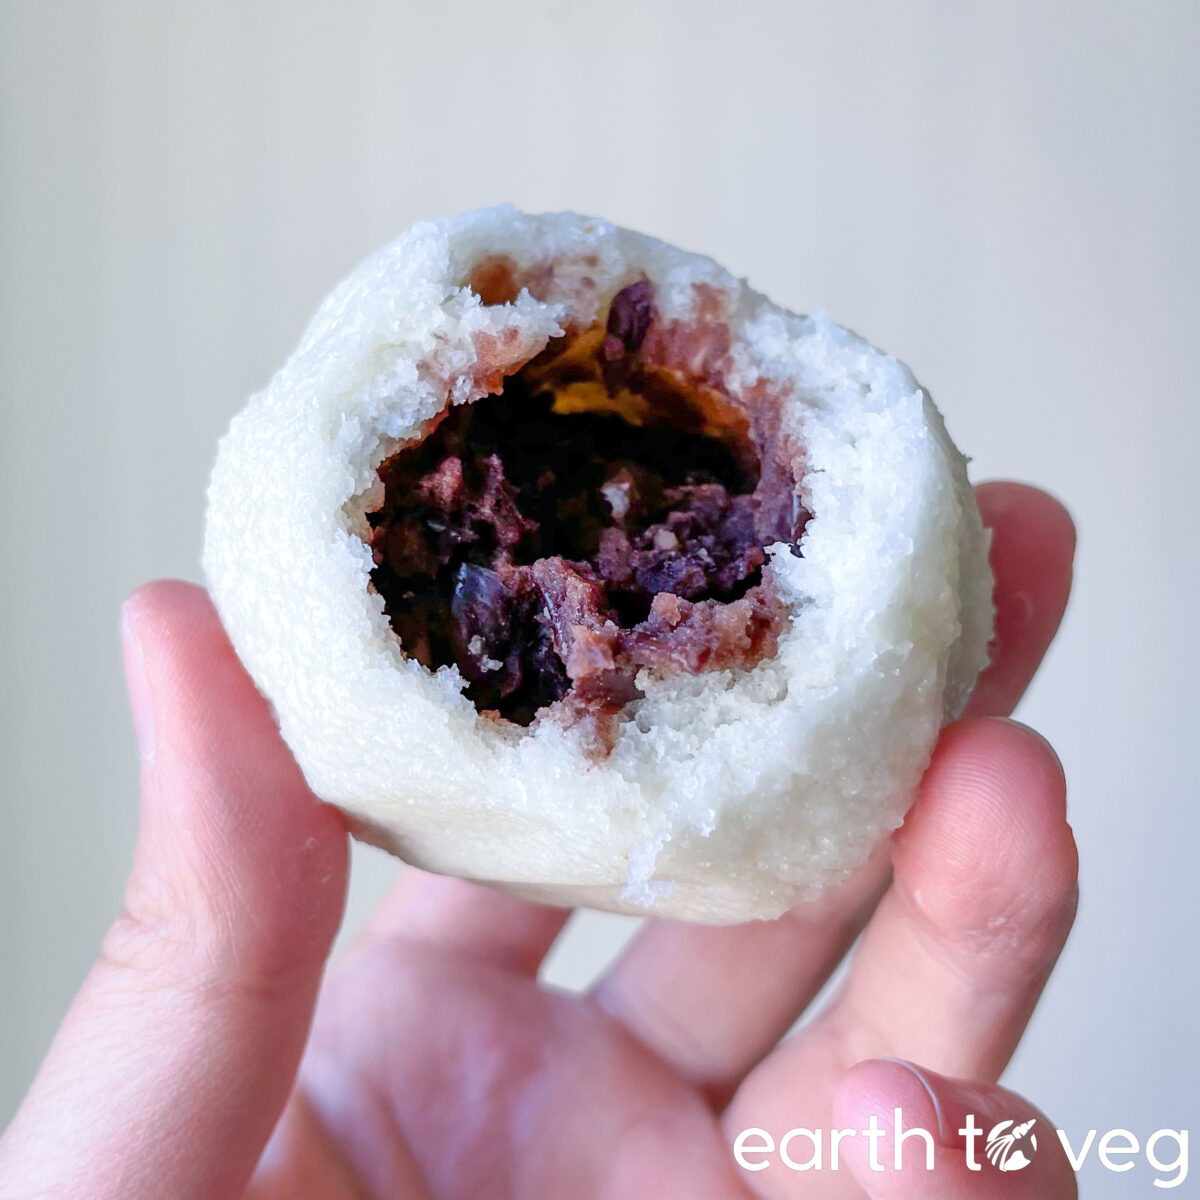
[203,206,994,924]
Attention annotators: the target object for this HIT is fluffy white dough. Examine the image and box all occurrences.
[203,206,994,924]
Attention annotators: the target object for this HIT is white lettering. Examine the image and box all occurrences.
[733,1128,773,1172]
[1147,1129,1189,1190]
[862,1115,886,1173]
[894,1106,935,1170]
[960,1114,983,1172]
[729,1118,1190,1184]
[1056,1128,1097,1171]
[829,1128,857,1172]
[1099,1129,1140,1171]
[779,1128,821,1171]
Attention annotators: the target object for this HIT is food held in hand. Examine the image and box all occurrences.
[203,207,993,923]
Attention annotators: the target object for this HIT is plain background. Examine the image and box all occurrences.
[1,2,1196,1194]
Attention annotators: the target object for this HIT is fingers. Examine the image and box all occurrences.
[0,582,349,1200]
[830,1058,1077,1198]
[723,721,1076,1196]
[823,718,1077,1080]
[591,851,892,1104]
[967,482,1075,719]
[587,482,1074,1103]
[726,717,1076,1172]
[351,869,571,976]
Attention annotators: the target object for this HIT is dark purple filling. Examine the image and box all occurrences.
[365,282,806,728]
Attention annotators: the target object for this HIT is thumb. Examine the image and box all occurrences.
[0,581,349,1200]
[831,1057,1077,1198]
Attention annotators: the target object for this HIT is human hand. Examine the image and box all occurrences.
[0,482,1078,1199]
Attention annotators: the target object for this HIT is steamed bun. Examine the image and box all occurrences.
[203,206,993,923]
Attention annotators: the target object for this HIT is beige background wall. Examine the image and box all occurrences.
[2,2,1196,1193]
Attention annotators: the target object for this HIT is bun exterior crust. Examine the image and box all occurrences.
[203,207,993,923]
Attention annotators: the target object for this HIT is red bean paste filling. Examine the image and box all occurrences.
[366,280,808,728]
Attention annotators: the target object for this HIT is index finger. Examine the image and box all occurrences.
[966,481,1076,718]
[0,583,349,1200]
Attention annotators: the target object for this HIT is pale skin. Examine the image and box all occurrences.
[0,481,1079,1199]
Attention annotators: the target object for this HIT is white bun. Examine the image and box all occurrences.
[203,207,993,924]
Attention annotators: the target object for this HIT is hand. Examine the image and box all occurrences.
[0,482,1078,1200]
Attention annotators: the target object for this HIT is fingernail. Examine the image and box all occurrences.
[883,1060,1008,1152]
[879,1058,951,1143]
[121,604,155,765]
